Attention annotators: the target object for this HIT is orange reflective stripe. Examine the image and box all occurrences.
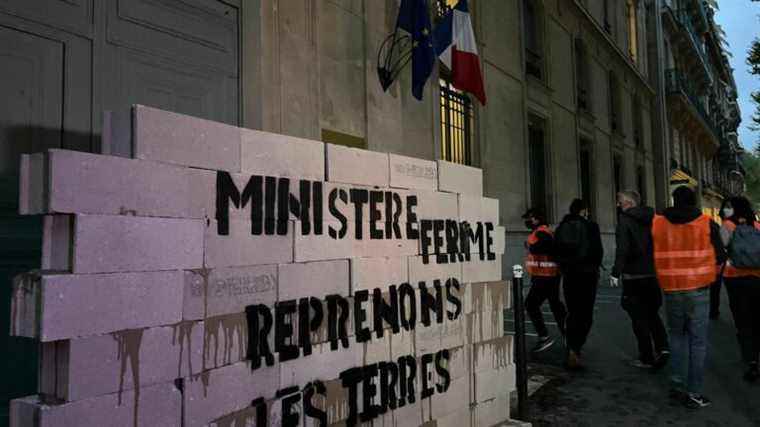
[656,266,716,276]
[654,249,714,259]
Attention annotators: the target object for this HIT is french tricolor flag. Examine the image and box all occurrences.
[434,0,486,105]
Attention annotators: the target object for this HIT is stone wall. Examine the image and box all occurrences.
[10,106,515,427]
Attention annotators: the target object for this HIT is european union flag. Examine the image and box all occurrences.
[396,0,435,100]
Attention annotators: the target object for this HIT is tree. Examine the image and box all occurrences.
[751,1,760,142]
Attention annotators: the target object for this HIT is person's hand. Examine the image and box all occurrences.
[610,276,619,288]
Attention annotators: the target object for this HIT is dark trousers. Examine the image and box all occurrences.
[724,276,760,365]
[621,277,669,364]
[710,279,722,317]
[525,275,567,337]
[563,271,598,354]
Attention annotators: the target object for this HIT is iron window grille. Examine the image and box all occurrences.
[440,78,473,165]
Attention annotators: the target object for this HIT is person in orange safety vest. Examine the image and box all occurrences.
[719,196,760,383]
[522,207,566,353]
[652,186,725,409]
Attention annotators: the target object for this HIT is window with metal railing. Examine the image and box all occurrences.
[523,0,544,80]
[439,78,473,165]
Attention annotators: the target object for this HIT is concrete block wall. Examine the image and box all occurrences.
[10,106,516,427]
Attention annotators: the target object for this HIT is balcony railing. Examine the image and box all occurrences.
[664,68,721,144]
[676,9,709,70]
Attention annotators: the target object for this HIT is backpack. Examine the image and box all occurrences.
[554,218,590,266]
[728,224,760,269]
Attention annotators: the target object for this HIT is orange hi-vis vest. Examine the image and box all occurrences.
[525,225,559,277]
[652,214,717,292]
[723,219,760,278]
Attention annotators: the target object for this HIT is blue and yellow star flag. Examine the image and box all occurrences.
[396,0,436,100]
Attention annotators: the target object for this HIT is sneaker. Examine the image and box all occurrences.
[684,394,712,409]
[743,363,759,383]
[629,359,653,369]
[532,335,555,353]
[652,350,670,371]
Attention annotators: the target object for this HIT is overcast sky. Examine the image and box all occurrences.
[713,1,760,150]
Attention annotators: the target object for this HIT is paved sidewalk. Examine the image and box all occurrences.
[511,284,760,426]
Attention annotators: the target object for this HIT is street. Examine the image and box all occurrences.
[508,282,760,426]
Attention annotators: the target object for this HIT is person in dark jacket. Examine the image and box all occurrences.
[555,198,603,369]
[709,198,733,319]
[610,190,669,370]
[522,207,567,352]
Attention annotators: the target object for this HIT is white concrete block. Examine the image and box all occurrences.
[72,214,204,274]
[18,153,45,215]
[415,190,459,221]
[389,153,437,190]
[437,161,483,195]
[205,219,294,268]
[183,265,277,320]
[133,105,240,171]
[408,256,462,284]
[462,258,502,283]
[278,260,350,301]
[326,144,389,187]
[241,128,325,181]
[10,383,182,427]
[472,336,513,373]
[458,195,499,224]
[38,271,183,341]
[280,343,361,388]
[183,361,279,427]
[464,281,509,314]
[350,257,408,294]
[472,393,510,426]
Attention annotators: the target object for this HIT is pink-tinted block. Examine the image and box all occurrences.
[10,272,40,338]
[350,257,408,294]
[423,376,470,420]
[389,154,437,190]
[241,128,325,181]
[42,149,201,218]
[205,219,294,268]
[415,190,459,221]
[325,144,390,187]
[279,343,362,389]
[472,336,513,374]
[464,281,509,314]
[72,214,204,274]
[461,258,502,283]
[10,383,181,427]
[183,362,279,427]
[436,408,472,427]
[183,266,277,320]
[437,160,483,195]
[457,195,499,224]
[133,105,241,172]
[41,215,72,270]
[408,256,462,284]
[465,310,505,345]
[18,153,46,215]
[202,313,251,370]
[278,260,349,302]
[39,271,183,341]
[55,323,204,401]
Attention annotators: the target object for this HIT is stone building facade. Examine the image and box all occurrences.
[0,0,745,419]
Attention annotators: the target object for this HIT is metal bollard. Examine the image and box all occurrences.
[512,264,529,421]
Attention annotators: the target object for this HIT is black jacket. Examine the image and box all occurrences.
[612,206,655,278]
[659,206,727,266]
[555,214,604,274]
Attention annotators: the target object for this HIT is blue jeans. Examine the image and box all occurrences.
[664,287,709,395]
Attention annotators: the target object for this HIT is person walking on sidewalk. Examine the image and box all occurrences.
[719,196,760,383]
[522,207,567,353]
[652,186,725,409]
[610,190,669,370]
[709,199,733,319]
[555,199,603,370]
